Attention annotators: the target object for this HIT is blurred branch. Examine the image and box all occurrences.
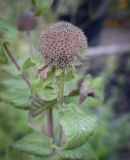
[87,44,130,57]
[27,30,34,58]
[81,0,113,29]
[47,108,54,140]
[91,0,113,21]
[3,43,31,88]
[3,43,44,105]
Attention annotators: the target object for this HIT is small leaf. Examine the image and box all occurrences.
[31,77,44,92]
[65,69,75,81]
[12,132,53,157]
[56,143,98,160]
[32,0,53,16]
[22,57,36,71]
[79,74,98,104]
[39,68,56,88]
[31,76,57,101]
[59,104,97,149]
[32,67,56,101]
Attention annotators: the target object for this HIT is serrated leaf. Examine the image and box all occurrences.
[12,132,53,157]
[56,143,98,160]
[0,41,8,64]
[32,0,53,16]
[59,104,97,149]
[0,78,32,109]
[22,57,36,71]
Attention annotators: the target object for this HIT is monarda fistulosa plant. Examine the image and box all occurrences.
[0,20,98,160]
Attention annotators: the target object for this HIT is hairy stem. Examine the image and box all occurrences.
[3,43,31,88]
[59,70,65,106]
[3,43,43,105]
[47,108,54,140]
[27,30,33,58]
[58,70,65,145]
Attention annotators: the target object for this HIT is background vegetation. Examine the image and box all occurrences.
[0,0,130,160]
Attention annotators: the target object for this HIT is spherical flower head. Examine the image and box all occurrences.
[40,21,87,68]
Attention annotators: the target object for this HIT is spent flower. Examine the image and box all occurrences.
[40,21,87,68]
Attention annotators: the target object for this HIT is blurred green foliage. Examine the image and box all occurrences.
[31,0,53,16]
[0,0,130,160]
[0,102,30,160]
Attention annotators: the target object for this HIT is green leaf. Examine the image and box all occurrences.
[31,77,44,93]
[32,69,55,92]
[22,57,36,71]
[31,81,57,101]
[12,132,53,157]
[32,0,53,16]
[0,41,8,64]
[59,104,97,149]
[56,143,98,160]
[31,70,57,101]
[42,69,56,88]
[0,78,32,109]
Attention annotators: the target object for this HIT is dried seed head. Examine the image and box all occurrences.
[17,11,37,31]
[40,21,87,68]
